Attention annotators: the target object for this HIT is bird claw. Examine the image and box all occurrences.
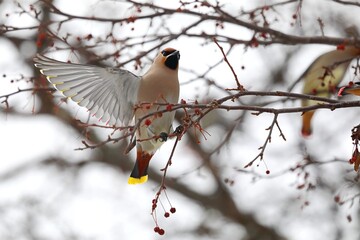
[173,125,184,135]
[159,132,168,142]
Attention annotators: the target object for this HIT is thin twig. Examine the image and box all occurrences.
[244,113,283,168]
[213,38,245,91]
[151,130,182,222]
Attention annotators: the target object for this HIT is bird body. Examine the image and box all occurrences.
[301,46,360,136]
[34,48,180,184]
[130,49,180,184]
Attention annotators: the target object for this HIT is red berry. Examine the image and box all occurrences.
[36,40,42,48]
[194,108,201,115]
[127,16,137,23]
[250,37,259,48]
[85,34,93,40]
[158,229,165,235]
[259,32,267,39]
[166,104,173,111]
[337,44,345,51]
[164,212,170,218]
[152,203,157,210]
[154,226,160,233]
[145,119,151,126]
[170,207,176,213]
[266,170,270,174]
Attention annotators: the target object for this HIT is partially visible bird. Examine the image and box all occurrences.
[34,48,180,184]
[338,81,360,97]
[301,46,360,136]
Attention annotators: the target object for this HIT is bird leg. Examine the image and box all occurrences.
[124,138,136,154]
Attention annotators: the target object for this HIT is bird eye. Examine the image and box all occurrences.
[161,50,169,56]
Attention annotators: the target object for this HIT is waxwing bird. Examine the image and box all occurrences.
[338,81,360,97]
[34,48,180,184]
[301,46,360,136]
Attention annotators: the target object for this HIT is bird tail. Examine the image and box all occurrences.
[128,151,154,184]
[302,111,315,136]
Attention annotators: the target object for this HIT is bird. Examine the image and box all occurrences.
[301,46,360,136]
[33,48,180,184]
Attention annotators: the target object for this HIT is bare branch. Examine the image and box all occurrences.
[332,0,360,7]
[244,113,285,169]
[213,38,245,91]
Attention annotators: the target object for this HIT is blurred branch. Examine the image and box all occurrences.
[178,115,285,240]
[0,87,54,109]
[241,0,299,14]
[0,24,38,34]
[9,0,358,50]
[41,0,174,23]
[332,0,360,7]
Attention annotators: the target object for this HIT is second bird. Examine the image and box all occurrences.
[301,46,360,136]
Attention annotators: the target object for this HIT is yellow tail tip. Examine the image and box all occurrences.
[128,175,148,185]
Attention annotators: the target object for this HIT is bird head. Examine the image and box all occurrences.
[338,82,360,97]
[154,48,180,70]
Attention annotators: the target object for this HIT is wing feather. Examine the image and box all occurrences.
[34,54,141,126]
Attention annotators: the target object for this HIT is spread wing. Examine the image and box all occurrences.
[33,54,141,126]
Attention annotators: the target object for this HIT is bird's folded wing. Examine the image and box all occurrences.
[33,54,141,126]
